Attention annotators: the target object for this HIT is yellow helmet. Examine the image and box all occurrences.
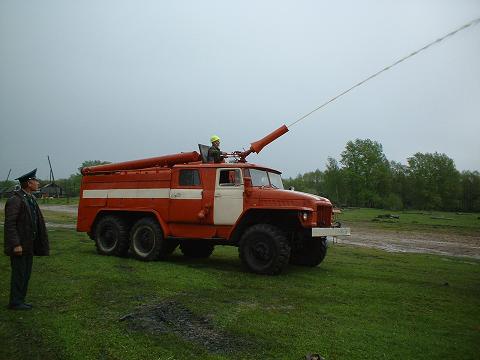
[210,135,220,143]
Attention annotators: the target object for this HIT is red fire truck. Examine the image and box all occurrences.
[76,125,350,274]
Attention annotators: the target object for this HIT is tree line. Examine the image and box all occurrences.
[283,139,480,212]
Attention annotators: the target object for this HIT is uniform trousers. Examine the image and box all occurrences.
[9,255,33,306]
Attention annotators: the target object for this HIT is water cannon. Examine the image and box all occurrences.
[228,124,289,162]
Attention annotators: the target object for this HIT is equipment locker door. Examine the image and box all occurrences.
[169,168,203,223]
[213,168,244,225]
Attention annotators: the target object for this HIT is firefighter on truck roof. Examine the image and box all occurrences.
[207,135,227,163]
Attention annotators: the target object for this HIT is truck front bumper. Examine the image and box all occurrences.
[311,227,351,237]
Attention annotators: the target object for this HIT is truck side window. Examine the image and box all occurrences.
[179,169,201,186]
[219,169,241,186]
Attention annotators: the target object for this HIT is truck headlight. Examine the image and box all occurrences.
[302,212,308,221]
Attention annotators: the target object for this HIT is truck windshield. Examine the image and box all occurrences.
[268,172,284,189]
[250,169,284,189]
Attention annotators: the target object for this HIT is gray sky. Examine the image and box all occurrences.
[1,0,479,180]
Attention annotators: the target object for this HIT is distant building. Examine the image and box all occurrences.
[40,182,64,198]
[0,185,20,198]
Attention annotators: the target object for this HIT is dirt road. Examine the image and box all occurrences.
[337,224,480,259]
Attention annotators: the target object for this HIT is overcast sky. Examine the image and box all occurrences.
[1,0,479,181]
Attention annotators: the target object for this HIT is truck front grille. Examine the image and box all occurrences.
[317,205,333,227]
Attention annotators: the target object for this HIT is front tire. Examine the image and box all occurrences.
[290,235,327,267]
[130,218,172,261]
[94,215,130,257]
[239,224,291,275]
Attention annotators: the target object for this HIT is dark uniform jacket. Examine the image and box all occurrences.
[207,145,224,163]
[3,190,49,256]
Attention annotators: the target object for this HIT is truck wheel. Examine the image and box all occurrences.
[180,241,214,258]
[290,236,327,266]
[239,224,291,275]
[94,215,130,257]
[130,218,170,261]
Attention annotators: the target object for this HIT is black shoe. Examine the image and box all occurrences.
[8,303,32,310]
[24,303,33,308]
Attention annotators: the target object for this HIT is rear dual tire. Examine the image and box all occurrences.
[130,218,177,261]
[94,216,130,257]
[94,215,177,261]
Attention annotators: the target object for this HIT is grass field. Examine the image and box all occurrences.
[1,224,479,359]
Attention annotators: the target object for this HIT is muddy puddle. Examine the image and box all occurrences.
[120,300,252,354]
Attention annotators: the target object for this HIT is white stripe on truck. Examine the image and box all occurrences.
[83,188,171,199]
[82,188,203,200]
[169,189,203,199]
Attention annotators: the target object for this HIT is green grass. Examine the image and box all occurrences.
[337,208,480,235]
[1,228,479,359]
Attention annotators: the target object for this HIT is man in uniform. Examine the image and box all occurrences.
[4,169,49,310]
[207,135,226,163]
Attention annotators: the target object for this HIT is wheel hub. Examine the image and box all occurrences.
[252,242,270,261]
[100,226,116,249]
[135,227,155,255]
